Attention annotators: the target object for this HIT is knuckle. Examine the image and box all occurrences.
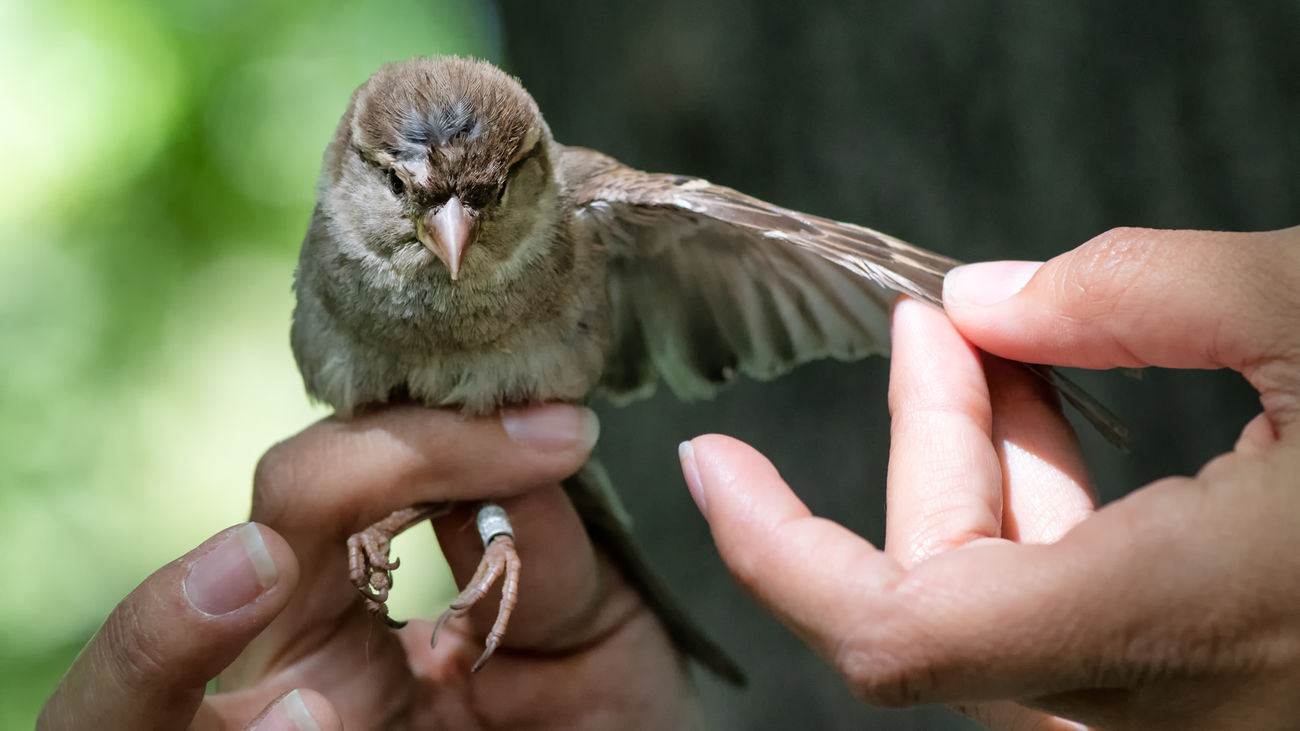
[1055,227,1158,321]
[1251,231,1300,348]
[252,440,292,492]
[1194,452,1235,483]
[721,540,765,593]
[1194,451,1259,489]
[251,440,298,522]
[835,643,933,707]
[904,497,999,563]
[831,614,936,707]
[719,513,804,594]
[101,601,173,692]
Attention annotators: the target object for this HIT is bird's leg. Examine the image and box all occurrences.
[430,502,521,672]
[348,502,450,625]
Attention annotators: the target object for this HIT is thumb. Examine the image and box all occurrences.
[943,226,1300,426]
[40,524,299,731]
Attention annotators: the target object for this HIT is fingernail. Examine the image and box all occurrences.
[502,404,600,452]
[253,689,322,731]
[944,261,1043,307]
[679,441,707,514]
[184,523,278,616]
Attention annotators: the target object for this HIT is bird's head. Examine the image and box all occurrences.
[322,57,558,283]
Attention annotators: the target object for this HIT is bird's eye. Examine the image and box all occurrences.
[385,170,405,196]
[460,184,498,209]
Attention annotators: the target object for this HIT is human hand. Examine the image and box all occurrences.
[41,404,700,730]
[679,226,1300,730]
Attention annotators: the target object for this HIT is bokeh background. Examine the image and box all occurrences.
[2,1,1295,728]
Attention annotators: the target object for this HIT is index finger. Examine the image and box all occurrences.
[244,403,598,644]
[251,403,600,538]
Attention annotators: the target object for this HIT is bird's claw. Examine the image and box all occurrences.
[347,504,447,619]
[346,501,520,671]
[347,529,394,611]
[431,503,521,673]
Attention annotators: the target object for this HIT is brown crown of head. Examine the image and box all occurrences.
[349,56,543,206]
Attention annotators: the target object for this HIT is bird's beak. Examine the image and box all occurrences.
[417,196,475,280]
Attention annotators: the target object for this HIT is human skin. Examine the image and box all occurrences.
[39,404,702,731]
[43,225,1300,729]
[679,225,1300,730]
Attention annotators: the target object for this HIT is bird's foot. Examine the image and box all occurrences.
[431,503,521,672]
[347,503,448,623]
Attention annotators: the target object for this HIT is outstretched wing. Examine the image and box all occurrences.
[563,145,955,404]
[562,145,1129,448]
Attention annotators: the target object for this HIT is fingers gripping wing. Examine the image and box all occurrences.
[565,146,924,403]
[563,146,1129,448]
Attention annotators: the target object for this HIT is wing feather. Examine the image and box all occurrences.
[563,146,1128,448]
[569,152,896,403]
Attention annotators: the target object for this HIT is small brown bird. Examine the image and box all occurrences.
[291,56,1124,682]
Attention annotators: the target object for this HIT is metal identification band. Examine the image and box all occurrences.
[476,503,514,547]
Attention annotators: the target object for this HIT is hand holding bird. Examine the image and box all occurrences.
[291,56,1123,679]
[40,405,710,730]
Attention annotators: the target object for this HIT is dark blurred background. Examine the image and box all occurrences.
[3,1,1295,728]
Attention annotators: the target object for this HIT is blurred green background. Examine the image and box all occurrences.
[0,0,497,726]
[3,1,1296,729]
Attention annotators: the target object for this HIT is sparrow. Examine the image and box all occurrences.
[291,56,1126,682]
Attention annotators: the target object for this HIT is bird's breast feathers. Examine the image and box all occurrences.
[300,292,607,416]
[403,324,605,414]
[296,217,609,416]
